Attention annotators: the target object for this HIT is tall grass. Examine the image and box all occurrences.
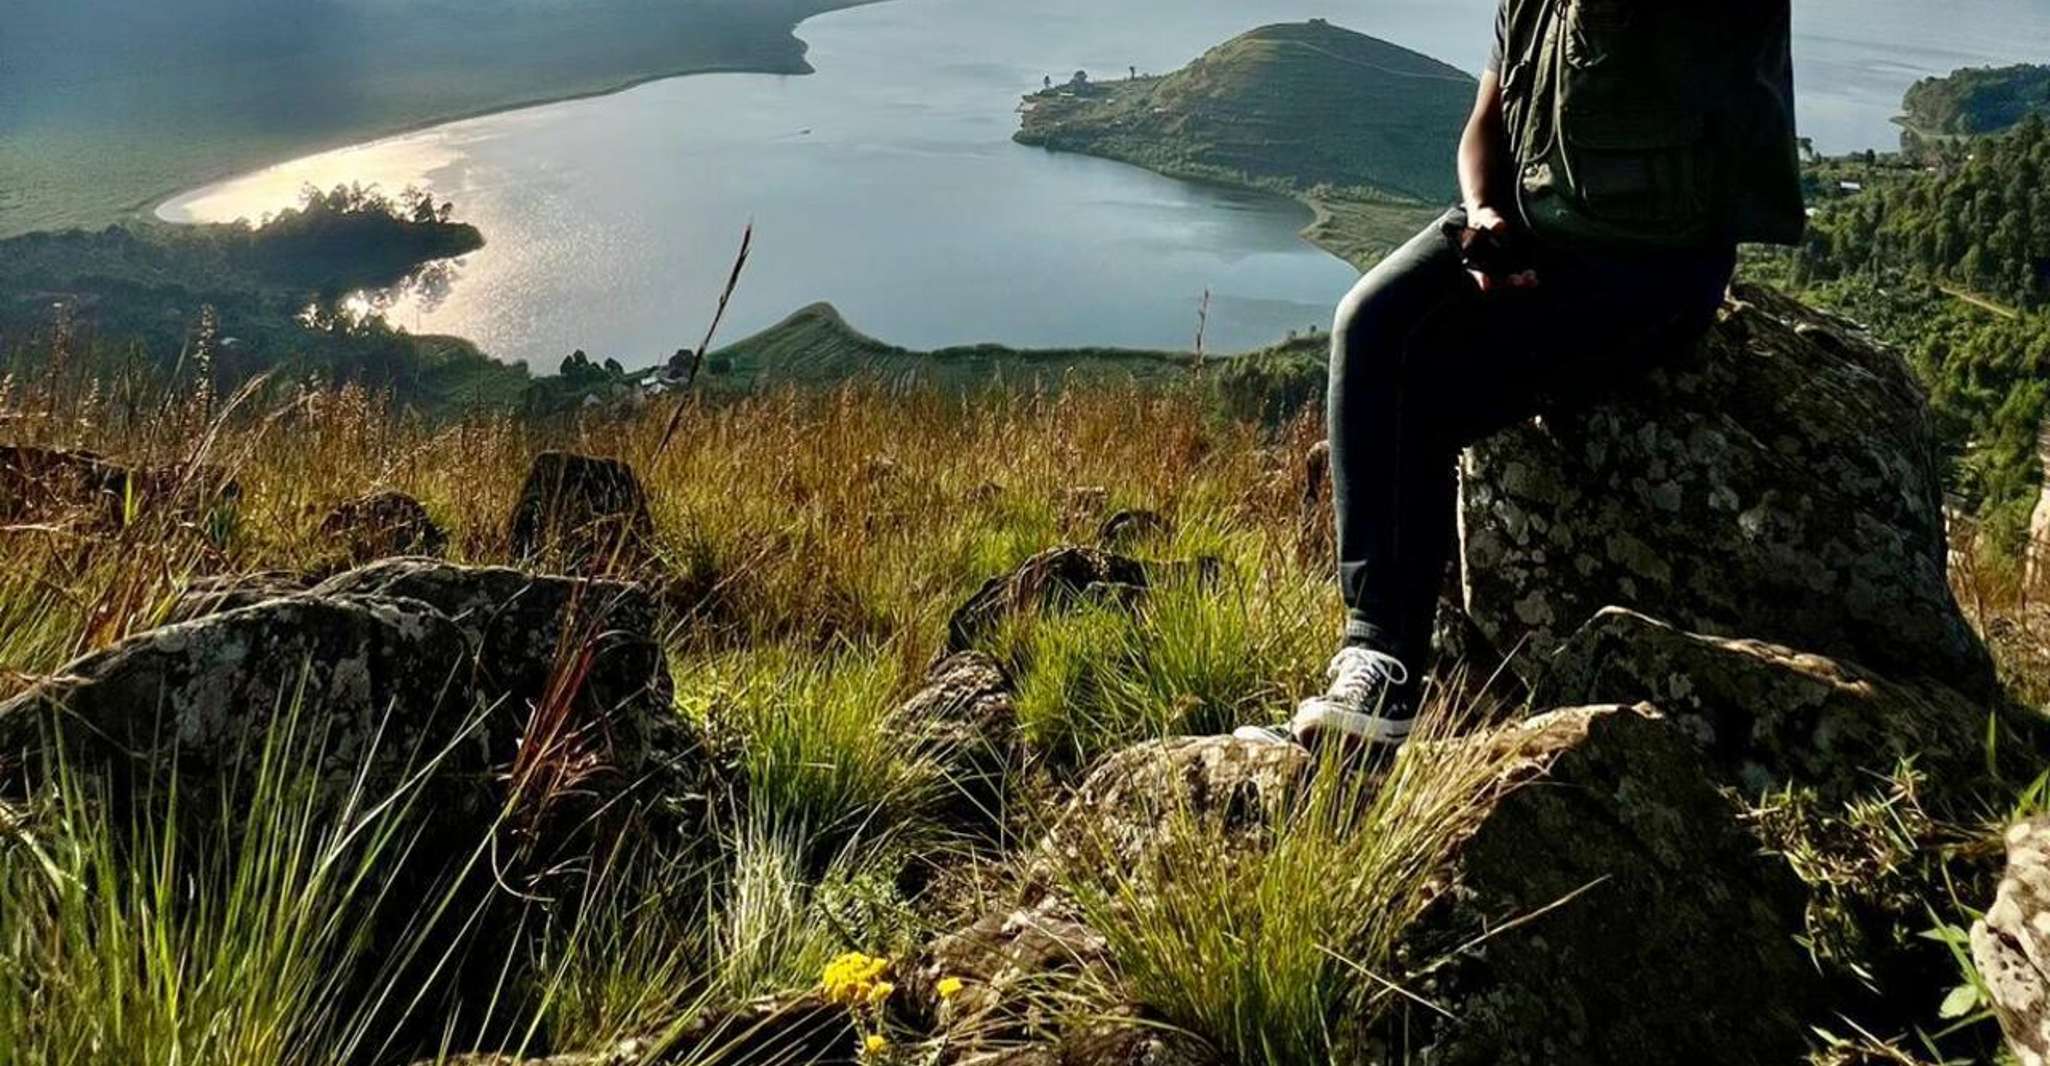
[0,699,449,1065]
[1054,706,1526,1064]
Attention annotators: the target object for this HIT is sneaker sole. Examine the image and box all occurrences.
[1292,704,1415,749]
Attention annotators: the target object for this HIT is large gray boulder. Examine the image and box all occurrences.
[1459,282,1992,696]
[4,558,698,849]
[1021,712,1817,1065]
[0,594,478,810]
[1541,607,2000,807]
[1974,817,2050,1066]
[1402,705,1820,1065]
[896,651,1019,835]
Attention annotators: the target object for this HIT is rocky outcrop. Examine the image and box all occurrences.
[944,547,1222,655]
[897,651,1019,834]
[1031,733,1311,881]
[1013,712,1816,1066]
[1405,705,1819,1065]
[0,594,477,810]
[164,570,313,623]
[320,489,447,563]
[3,559,696,848]
[911,898,1113,1056]
[507,451,654,570]
[1459,282,1993,696]
[943,547,1152,653]
[1974,817,2050,1066]
[1541,607,1998,806]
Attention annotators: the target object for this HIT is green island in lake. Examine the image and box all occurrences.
[1014,20,1469,268]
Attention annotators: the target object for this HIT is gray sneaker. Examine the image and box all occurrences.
[1233,646,1415,750]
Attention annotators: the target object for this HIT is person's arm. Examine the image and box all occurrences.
[1456,70,1537,291]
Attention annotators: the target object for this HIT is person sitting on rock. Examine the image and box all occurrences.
[1240,0,1806,753]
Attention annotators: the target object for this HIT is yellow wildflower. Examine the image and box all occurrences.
[868,980,895,1006]
[935,976,964,1000]
[822,952,893,1007]
[865,1033,890,1055]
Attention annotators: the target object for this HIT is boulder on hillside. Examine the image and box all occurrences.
[896,651,1020,834]
[944,546,1223,655]
[507,451,654,571]
[1541,607,2000,806]
[321,489,447,563]
[309,558,695,833]
[164,569,313,623]
[1399,705,1820,1065]
[1973,817,2050,1066]
[6,559,698,845]
[1459,282,1993,696]
[0,595,481,812]
[1030,733,1311,880]
[910,898,1113,1055]
[1095,508,1170,548]
[1024,712,1817,1065]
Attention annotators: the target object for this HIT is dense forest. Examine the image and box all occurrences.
[1765,116,2050,554]
[0,186,528,410]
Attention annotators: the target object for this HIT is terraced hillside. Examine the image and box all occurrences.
[1016,20,1474,204]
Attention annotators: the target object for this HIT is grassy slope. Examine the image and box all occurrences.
[0,0,874,238]
[1014,20,1465,267]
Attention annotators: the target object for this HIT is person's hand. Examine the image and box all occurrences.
[1464,204,1539,294]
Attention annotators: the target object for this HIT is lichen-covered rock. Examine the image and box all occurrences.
[506,451,654,571]
[308,558,698,834]
[0,595,483,813]
[1973,817,2050,1066]
[911,898,1112,1055]
[898,651,1018,834]
[1032,735,1311,881]
[1406,705,1819,1065]
[164,570,313,623]
[9,558,698,845]
[321,489,447,563]
[1541,607,1996,806]
[1459,282,1993,696]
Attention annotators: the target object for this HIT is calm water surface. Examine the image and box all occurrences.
[159,0,2050,367]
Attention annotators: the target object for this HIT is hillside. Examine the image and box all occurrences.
[1902,63,2050,139]
[1013,20,1464,264]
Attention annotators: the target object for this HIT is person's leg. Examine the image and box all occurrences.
[1326,211,1482,681]
[1311,221,1736,744]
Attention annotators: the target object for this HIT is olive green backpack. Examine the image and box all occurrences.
[1497,0,1807,250]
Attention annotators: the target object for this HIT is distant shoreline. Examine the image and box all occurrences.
[78,0,891,235]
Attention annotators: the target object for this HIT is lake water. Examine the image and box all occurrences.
[159,0,2050,367]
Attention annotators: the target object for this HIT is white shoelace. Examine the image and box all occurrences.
[1323,646,1409,711]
